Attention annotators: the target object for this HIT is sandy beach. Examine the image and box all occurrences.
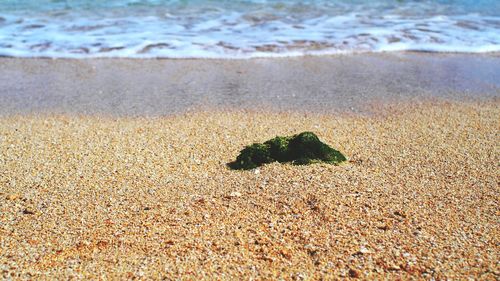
[0,54,499,279]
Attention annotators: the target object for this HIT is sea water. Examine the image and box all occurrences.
[0,0,499,58]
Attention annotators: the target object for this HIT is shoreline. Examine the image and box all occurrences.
[1,50,500,60]
[1,52,499,116]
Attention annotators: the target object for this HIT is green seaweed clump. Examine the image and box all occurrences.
[228,132,346,170]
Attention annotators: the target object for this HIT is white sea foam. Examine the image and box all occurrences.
[0,0,499,58]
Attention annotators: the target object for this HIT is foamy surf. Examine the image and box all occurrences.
[0,0,499,58]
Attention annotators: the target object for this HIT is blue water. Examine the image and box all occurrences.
[0,0,499,58]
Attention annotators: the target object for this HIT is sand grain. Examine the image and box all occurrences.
[0,102,499,279]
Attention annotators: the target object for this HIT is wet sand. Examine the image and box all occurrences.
[0,52,499,116]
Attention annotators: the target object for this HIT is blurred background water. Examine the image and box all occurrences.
[0,0,499,58]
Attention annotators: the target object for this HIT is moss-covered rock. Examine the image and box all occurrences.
[227,143,273,170]
[228,132,346,170]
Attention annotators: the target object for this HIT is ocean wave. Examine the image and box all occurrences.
[0,0,499,58]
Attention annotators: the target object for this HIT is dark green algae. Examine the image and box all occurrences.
[228,132,347,170]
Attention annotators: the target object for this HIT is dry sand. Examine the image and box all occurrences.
[0,101,498,279]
